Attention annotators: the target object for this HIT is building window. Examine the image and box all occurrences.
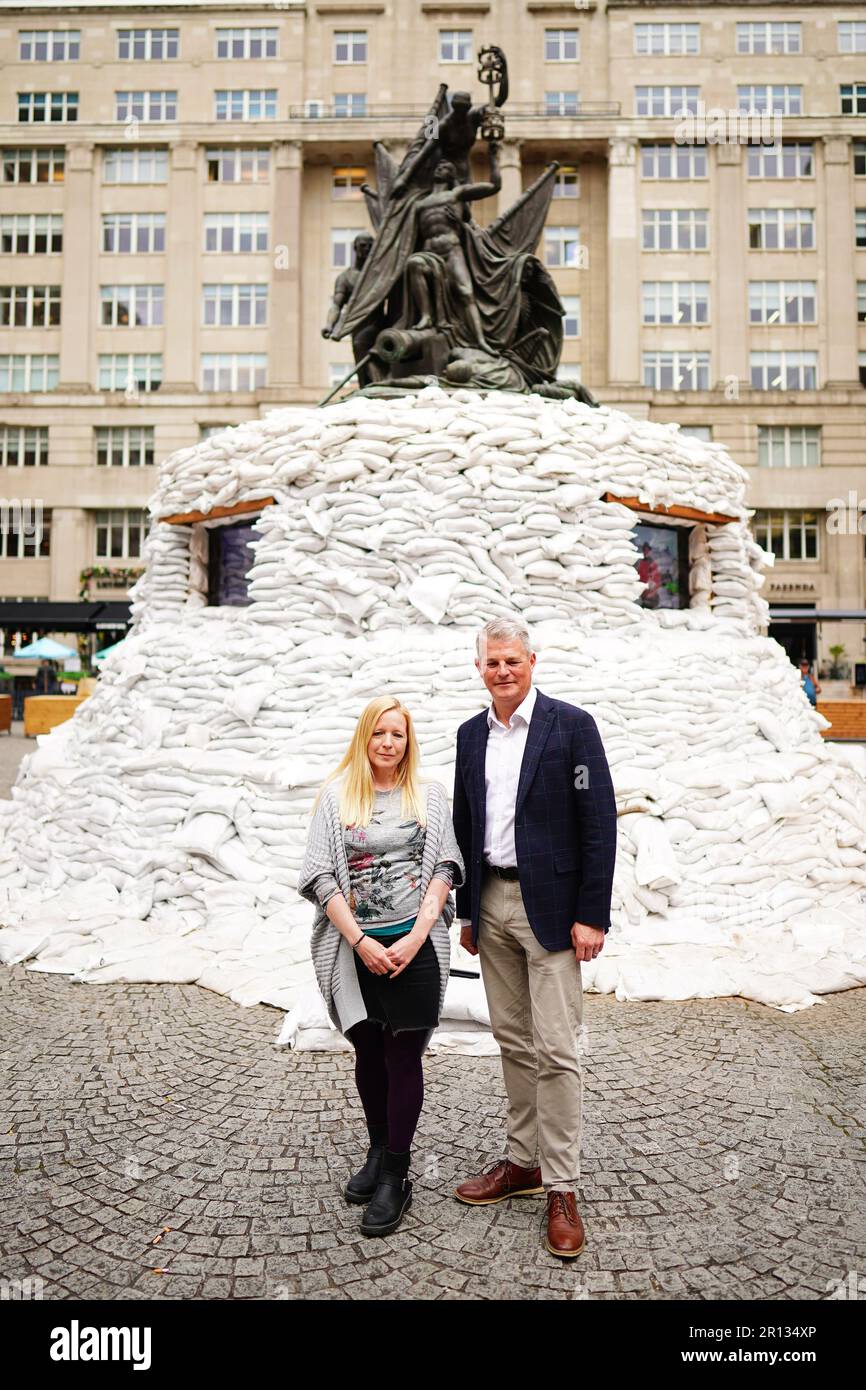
[0,355,59,391]
[748,208,814,250]
[19,29,81,61]
[747,142,813,178]
[101,213,165,254]
[841,84,866,116]
[215,90,277,121]
[328,362,353,388]
[634,23,699,56]
[642,282,709,325]
[750,352,818,390]
[17,92,78,123]
[117,29,179,61]
[215,27,278,60]
[757,426,820,468]
[331,227,360,269]
[856,209,866,248]
[439,30,472,63]
[1,285,61,328]
[0,425,49,466]
[2,147,64,184]
[641,143,707,179]
[856,142,866,176]
[642,209,708,251]
[333,93,367,117]
[94,509,149,560]
[103,148,168,183]
[202,284,268,327]
[332,166,366,199]
[544,225,580,267]
[642,352,709,391]
[561,295,580,337]
[98,354,162,392]
[201,354,267,391]
[678,425,712,441]
[95,427,154,467]
[115,91,177,123]
[100,285,164,327]
[635,87,699,117]
[737,86,802,116]
[0,506,51,557]
[545,91,579,116]
[552,166,579,198]
[333,30,367,63]
[1,214,63,255]
[752,509,818,560]
[860,352,866,387]
[557,363,582,383]
[857,280,866,322]
[545,28,579,62]
[839,21,866,53]
[203,213,268,253]
[199,425,232,439]
[206,148,270,183]
[736,22,801,55]
[749,281,816,325]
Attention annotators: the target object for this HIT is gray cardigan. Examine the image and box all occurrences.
[297,779,466,1037]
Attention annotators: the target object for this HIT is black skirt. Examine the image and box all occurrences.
[354,929,441,1033]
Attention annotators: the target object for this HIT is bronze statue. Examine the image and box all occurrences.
[323,45,596,403]
[321,232,382,386]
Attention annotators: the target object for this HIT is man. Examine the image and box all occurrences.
[451,617,618,1258]
[798,658,821,708]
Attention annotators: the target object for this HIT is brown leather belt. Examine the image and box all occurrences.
[484,862,519,880]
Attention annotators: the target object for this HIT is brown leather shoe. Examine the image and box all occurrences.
[454,1157,544,1205]
[546,1190,585,1257]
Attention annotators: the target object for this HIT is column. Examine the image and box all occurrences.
[498,139,522,215]
[50,509,90,601]
[269,140,303,392]
[58,143,95,391]
[715,144,747,388]
[606,138,640,386]
[822,136,859,387]
[162,141,198,392]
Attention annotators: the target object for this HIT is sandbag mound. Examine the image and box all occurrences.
[1,387,865,1048]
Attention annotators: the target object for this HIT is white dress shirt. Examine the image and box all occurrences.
[483,683,538,866]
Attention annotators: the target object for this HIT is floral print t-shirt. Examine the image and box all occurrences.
[308,787,457,927]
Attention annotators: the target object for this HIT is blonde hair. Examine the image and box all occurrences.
[311,695,427,827]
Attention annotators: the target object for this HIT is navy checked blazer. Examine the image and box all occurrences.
[452,687,618,951]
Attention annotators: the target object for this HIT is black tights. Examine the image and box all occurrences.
[347,1018,428,1152]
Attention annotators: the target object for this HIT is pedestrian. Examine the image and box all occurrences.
[297,694,464,1236]
[451,616,618,1258]
[798,659,821,707]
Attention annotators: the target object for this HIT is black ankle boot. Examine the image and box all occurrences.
[344,1124,388,1204]
[360,1149,412,1236]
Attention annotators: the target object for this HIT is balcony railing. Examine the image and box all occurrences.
[289,101,621,120]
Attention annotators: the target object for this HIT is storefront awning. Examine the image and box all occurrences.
[0,601,132,633]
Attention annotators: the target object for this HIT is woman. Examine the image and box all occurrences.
[297,695,465,1237]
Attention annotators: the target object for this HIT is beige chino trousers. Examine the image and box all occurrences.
[478,872,584,1191]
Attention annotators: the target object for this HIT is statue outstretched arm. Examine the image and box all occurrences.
[458,141,502,203]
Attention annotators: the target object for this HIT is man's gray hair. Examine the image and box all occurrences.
[475,617,533,660]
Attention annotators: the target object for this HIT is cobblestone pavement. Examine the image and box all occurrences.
[0,724,31,801]
[1,958,864,1301]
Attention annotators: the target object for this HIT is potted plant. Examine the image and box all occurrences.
[828,644,849,680]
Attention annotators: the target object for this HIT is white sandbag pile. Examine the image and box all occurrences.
[1,386,865,1052]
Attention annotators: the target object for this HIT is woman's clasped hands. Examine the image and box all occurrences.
[355,929,424,979]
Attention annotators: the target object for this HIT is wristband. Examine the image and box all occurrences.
[351,932,364,950]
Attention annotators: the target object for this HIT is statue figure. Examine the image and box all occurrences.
[405,151,501,351]
[391,45,509,192]
[321,232,382,386]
